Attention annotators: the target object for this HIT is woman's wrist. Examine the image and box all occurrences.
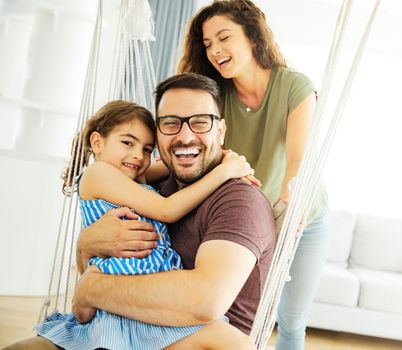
[274,197,288,207]
[273,198,288,220]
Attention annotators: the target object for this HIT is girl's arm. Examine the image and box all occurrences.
[79,152,253,223]
[280,92,316,204]
[145,159,170,183]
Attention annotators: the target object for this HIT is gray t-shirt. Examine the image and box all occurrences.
[160,176,276,334]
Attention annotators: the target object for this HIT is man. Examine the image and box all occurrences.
[5,73,275,349]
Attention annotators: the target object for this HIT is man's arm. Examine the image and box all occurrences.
[73,239,256,326]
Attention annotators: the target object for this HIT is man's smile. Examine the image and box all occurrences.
[172,147,201,165]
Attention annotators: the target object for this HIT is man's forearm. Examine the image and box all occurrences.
[81,269,214,326]
[74,240,257,327]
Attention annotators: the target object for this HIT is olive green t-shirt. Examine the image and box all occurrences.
[223,67,327,222]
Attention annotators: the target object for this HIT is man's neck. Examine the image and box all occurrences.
[176,180,187,190]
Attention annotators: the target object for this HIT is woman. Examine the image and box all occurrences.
[178,1,330,349]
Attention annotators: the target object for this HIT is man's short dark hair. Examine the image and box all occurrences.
[154,73,222,116]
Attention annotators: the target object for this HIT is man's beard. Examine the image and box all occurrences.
[172,154,221,184]
[161,140,222,185]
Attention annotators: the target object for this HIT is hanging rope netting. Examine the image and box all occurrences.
[251,0,381,347]
[38,0,156,324]
[38,0,381,348]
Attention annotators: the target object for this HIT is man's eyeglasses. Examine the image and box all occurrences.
[156,114,222,135]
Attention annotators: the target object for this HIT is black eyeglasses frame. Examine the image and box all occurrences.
[156,114,221,135]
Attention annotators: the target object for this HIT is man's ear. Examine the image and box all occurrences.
[218,119,227,146]
[89,131,103,155]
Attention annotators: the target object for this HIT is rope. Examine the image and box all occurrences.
[57,0,103,313]
[144,40,157,114]
[38,0,103,322]
[251,1,381,347]
[129,40,137,101]
[133,40,147,105]
[62,2,104,312]
[253,0,354,330]
[109,1,123,100]
[38,0,157,323]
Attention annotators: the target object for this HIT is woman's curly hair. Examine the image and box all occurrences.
[178,0,287,92]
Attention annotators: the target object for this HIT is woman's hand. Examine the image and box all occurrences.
[273,197,306,237]
[273,198,288,236]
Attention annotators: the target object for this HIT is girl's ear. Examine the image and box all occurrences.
[90,131,103,155]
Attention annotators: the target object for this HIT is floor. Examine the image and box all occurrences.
[1,296,401,349]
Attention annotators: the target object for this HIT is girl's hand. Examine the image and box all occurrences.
[221,149,254,179]
[241,174,262,188]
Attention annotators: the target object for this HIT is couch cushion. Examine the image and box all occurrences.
[314,263,359,307]
[350,214,402,273]
[326,210,356,266]
[350,267,402,315]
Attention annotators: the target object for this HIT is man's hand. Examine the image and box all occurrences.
[72,265,100,324]
[77,207,159,273]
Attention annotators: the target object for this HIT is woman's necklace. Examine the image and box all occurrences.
[238,94,256,113]
[236,69,271,113]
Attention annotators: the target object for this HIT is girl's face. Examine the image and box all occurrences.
[202,15,257,79]
[91,119,155,180]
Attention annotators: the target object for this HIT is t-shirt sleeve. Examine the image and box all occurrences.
[288,71,316,114]
[201,181,275,261]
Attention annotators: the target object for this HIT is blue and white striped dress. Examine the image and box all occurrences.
[36,184,204,350]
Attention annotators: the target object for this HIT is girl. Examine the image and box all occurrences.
[178,1,330,349]
[36,100,256,349]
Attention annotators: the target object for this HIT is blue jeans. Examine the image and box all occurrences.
[275,205,331,350]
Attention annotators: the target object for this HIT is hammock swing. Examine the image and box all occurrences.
[38,0,381,348]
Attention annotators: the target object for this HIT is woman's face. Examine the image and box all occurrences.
[202,15,256,79]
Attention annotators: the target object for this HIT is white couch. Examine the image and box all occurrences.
[307,210,402,341]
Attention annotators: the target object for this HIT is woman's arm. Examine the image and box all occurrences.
[80,152,253,223]
[281,92,316,203]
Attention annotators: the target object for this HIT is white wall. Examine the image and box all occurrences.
[0,150,66,295]
[0,0,132,296]
[0,0,105,295]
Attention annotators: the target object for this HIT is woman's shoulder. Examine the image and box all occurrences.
[275,67,314,87]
